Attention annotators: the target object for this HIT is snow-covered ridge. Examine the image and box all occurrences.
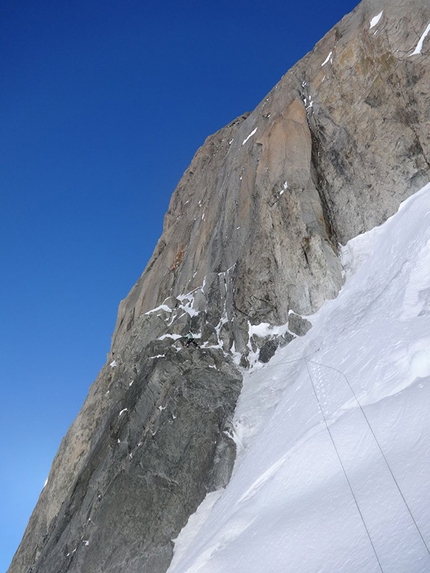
[168,184,430,573]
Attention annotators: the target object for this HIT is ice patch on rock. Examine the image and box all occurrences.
[410,22,430,55]
[369,11,383,30]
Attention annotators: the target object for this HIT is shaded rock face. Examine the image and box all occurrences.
[8,1,430,572]
[10,312,241,573]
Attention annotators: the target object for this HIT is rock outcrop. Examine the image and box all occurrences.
[8,0,430,571]
[10,308,241,573]
[111,0,430,365]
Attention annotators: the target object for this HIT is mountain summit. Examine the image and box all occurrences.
[8,0,430,571]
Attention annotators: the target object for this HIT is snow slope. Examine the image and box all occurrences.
[168,183,430,573]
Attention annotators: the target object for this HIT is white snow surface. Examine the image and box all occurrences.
[411,22,430,55]
[321,51,333,66]
[369,11,383,29]
[242,128,257,146]
[168,183,430,573]
[145,304,173,315]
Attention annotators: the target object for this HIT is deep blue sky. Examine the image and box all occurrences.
[1,0,359,569]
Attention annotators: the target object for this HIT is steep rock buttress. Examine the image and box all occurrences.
[8,0,430,572]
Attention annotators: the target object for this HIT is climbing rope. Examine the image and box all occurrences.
[307,358,430,558]
[256,348,430,567]
[304,360,385,573]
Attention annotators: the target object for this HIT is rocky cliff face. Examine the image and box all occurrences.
[9,0,430,571]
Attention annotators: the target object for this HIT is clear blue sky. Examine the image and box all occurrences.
[1,0,359,569]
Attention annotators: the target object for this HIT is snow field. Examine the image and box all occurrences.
[168,184,430,573]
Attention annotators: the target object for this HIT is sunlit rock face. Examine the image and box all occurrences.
[8,1,430,572]
[112,0,430,363]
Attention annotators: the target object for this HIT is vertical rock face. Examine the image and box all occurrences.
[8,1,430,572]
[14,338,241,573]
[111,0,430,362]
